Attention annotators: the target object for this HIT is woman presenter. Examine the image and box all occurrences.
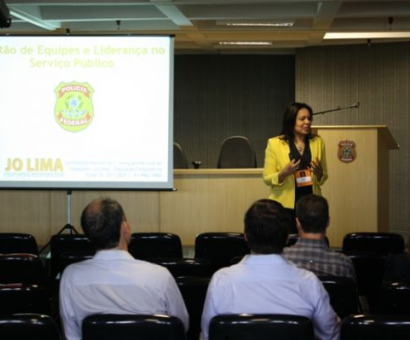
[263,102,328,229]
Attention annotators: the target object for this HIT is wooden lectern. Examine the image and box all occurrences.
[313,125,399,248]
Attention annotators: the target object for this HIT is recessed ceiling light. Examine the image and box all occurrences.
[218,41,273,46]
[227,22,294,27]
[217,20,294,27]
[325,32,410,39]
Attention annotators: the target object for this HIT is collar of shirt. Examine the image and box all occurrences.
[240,254,290,266]
[93,249,135,261]
[294,238,329,250]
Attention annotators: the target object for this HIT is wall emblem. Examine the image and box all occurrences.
[338,140,356,163]
[54,82,94,132]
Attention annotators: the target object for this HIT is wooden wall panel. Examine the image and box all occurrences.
[0,190,52,246]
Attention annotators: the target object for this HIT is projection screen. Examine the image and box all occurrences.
[0,35,174,190]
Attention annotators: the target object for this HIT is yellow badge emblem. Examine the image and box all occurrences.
[54,82,94,132]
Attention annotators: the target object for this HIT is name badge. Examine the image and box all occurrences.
[295,169,313,187]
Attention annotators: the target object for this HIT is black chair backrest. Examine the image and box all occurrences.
[82,314,187,340]
[343,251,386,312]
[217,136,257,168]
[59,250,96,274]
[375,281,410,315]
[230,255,244,265]
[383,253,410,283]
[318,276,360,318]
[174,142,189,169]
[50,234,95,279]
[195,232,249,273]
[0,254,48,285]
[0,313,61,340]
[341,314,410,340]
[209,314,314,340]
[177,276,211,340]
[0,233,38,255]
[149,258,212,278]
[0,284,51,315]
[129,232,183,260]
[286,234,299,247]
[342,232,405,256]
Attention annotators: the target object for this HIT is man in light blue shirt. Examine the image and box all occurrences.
[59,198,189,340]
[201,199,340,340]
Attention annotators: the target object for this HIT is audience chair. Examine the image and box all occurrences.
[174,142,189,169]
[383,253,410,283]
[341,314,410,340]
[286,234,299,247]
[177,276,211,340]
[129,232,183,260]
[0,313,61,340]
[318,276,361,318]
[50,234,95,279]
[0,232,39,255]
[0,284,52,316]
[375,281,410,315]
[82,314,187,340]
[0,254,48,285]
[342,232,405,256]
[230,255,244,265]
[59,250,95,274]
[284,208,298,235]
[209,314,314,340]
[217,136,257,168]
[195,232,250,274]
[342,252,386,312]
[148,258,212,278]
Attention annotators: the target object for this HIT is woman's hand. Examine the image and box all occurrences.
[310,157,323,181]
[279,159,301,183]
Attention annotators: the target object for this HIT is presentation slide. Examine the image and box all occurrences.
[0,35,174,190]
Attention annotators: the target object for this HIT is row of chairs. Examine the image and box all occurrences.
[0,231,409,340]
[1,278,409,340]
[1,313,410,340]
[0,258,408,338]
[2,274,408,318]
[1,230,405,259]
[174,136,258,169]
[0,232,250,278]
[0,231,406,277]
[0,232,407,310]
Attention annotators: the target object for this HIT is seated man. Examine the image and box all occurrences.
[201,199,340,340]
[283,194,356,279]
[59,198,189,340]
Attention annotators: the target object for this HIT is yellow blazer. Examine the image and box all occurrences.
[263,135,328,209]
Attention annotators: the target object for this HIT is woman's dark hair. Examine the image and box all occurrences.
[279,102,314,141]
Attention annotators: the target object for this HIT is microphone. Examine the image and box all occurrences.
[313,101,360,115]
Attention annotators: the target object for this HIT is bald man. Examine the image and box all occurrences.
[59,198,188,340]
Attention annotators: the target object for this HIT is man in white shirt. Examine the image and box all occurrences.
[59,198,189,340]
[201,199,340,340]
